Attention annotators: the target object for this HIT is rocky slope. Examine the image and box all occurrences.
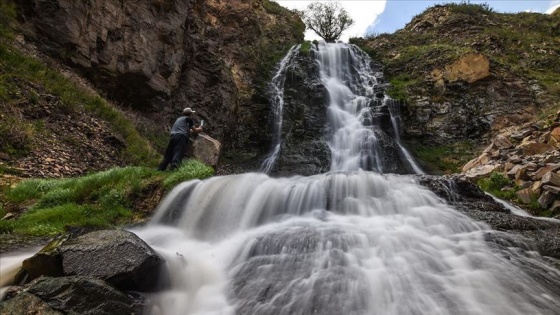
[462,110,560,216]
[352,4,560,174]
[15,0,304,170]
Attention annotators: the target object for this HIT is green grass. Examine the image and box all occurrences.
[411,141,475,174]
[0,160,214,236]
[300,41,312,55]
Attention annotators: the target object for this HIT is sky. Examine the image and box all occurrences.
[276,0,560,42]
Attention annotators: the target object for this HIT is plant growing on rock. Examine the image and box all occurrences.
[299,2,354,42]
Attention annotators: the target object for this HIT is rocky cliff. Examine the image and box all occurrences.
[16,0,304,169]
[352,4,560,174]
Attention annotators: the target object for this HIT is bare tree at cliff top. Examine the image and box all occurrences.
[300,2,354,42]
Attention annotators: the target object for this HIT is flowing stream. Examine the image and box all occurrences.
[135,43,560,314]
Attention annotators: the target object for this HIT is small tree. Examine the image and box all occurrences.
[300,2,354,42]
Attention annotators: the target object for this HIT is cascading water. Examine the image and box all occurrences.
[261,45,300,174]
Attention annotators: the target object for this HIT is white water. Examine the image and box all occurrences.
[137,172,560,315]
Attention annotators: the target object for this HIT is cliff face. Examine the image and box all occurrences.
[16,0,304,165]
[352,4,560,173]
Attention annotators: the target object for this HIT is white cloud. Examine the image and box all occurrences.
[276,0,387,42]
[546,1,560,14]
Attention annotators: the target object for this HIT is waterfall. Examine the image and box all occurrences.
[130,43,560,314]
[261,45,300,174]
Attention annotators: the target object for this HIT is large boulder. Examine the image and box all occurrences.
[187,133,221,168]
[15,229,167,292]
[60,230,166,292]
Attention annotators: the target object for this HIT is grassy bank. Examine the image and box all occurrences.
[0,160,214,236]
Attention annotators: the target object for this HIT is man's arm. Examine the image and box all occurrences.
[191,125,203,134]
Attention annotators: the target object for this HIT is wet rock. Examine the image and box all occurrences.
[15,237,68,284]
[0,292,63,315]
[542,172,560,187]
[60,230,166,292]
[25,276,133,315]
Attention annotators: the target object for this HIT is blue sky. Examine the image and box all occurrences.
[276,0,560,41]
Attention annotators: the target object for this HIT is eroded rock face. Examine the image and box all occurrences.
[17,0,304,168]
[270,51,331,176]
[431,53,490,87]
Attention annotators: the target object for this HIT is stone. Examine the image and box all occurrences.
[516,188,534,204]
[187,133,222,168]
[0,292,63,315]
[538,191,557,208]
[511,129,533,140]
[15,237,67,285]
[550,127,560,148]
[542,172,560,187]
[464,165,498,181]
[504,162,516,172]
[25,277,133,315]
[507,164,523,178]
[551,200,560,215]
[543,185,560,195]
[1,213,15,220]
[494,136,513,149]
[518,142,555,155]
[534,165,556,180]
[60,230,166,292]
[431,53,490,87]
[531,181,543,195]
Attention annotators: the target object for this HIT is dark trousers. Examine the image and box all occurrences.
[158,133,188,171]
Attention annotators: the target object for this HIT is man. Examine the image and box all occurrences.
[158,107,203,171]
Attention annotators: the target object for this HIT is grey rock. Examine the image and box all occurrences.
[60,230,166,292]
[25,277,133,315]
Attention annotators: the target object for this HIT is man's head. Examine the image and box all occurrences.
[182,107,196,116]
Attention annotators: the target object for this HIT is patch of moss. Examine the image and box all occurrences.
[300,41,312,55]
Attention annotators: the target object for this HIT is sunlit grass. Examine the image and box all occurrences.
[0,161,214,236]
